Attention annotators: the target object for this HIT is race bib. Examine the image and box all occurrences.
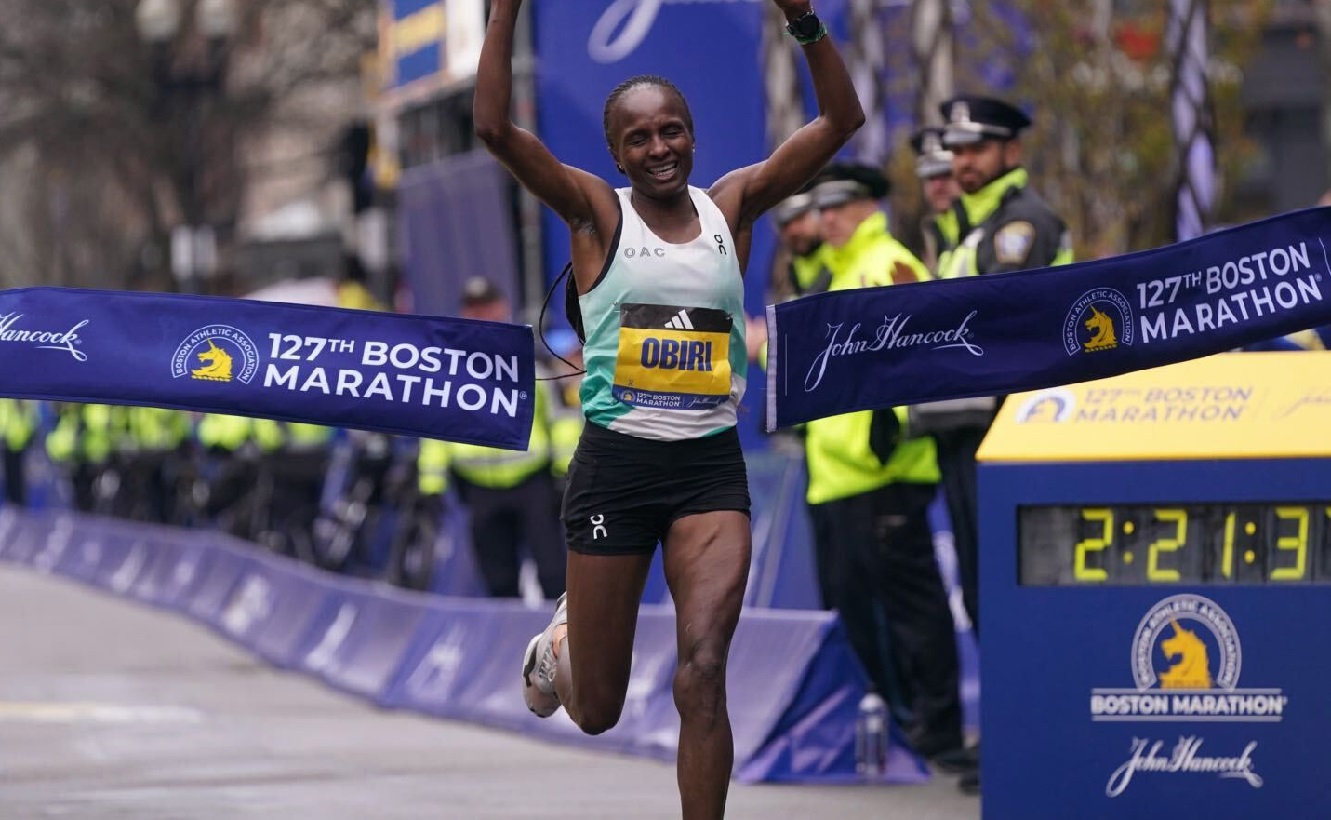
[613,303,732,410]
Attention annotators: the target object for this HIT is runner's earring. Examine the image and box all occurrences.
[616,164,625,174]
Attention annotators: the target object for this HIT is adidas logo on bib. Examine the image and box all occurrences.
[664,309,694,330]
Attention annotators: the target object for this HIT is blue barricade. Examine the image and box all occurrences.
[59,520,120,586]
[299,585,437,699]
[129,532,210,610]
[735,613,927,784]
[0,506,48,564]
[0,506,930,785]
[218,555,336,669]
[745,450,823,611]
[183,539,256,628]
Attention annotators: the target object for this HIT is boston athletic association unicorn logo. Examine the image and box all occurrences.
[171,325,260,385]
[1083,305,1119,352]
[1157,620,1213,689]
[191,339,233,382]
[1063,288,1135,356]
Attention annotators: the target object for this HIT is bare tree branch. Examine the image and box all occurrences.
[887,0,1271,260]
[0,0,376,290]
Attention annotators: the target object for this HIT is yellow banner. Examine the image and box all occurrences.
[978,352,1331,462]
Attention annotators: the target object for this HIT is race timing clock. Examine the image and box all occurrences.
[976,351,1331,820]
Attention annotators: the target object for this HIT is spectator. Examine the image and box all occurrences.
[799,162,968,772]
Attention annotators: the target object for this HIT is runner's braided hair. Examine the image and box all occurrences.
[603,74,695,152]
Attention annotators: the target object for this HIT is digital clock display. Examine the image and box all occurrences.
[1019,503,1331,585]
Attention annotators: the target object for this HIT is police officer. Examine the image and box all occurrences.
[800,163,967,768]
[936,95,1072,279]
[336,252,387,312]
[909,126,961,274]
[747,191,831,441]
[932,95,1074,795]
[196,413,285,539]
[543,328,585,497]
[45,403,122,514]
[0,399,36,506]
[269,421,334,554]
[931,96,1074,631]
[117,406,191,523]
[441,278,566,600]
[771,189,830,299]
[384,435,444,591]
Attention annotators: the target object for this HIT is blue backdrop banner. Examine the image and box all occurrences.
[766,207,1331,429]
[0,288,535,449]
[533,0,770,312]
[533,0,776,451]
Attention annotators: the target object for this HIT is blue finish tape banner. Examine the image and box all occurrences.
[0,288,535,450]
[766,207,1331,430]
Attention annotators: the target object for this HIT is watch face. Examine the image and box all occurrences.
[788,13,820,38]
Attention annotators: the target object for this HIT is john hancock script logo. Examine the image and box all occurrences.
[0,313,89,361]
[804,311,982,392]
[1107,736,1262,798]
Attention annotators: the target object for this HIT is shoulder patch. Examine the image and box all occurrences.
[993,221,1035,264]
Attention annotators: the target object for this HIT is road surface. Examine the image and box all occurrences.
[0,564,981,819]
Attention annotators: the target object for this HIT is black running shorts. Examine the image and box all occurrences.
[561,422,751,555]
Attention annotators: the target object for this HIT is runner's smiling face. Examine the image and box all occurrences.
[607,86,695,200]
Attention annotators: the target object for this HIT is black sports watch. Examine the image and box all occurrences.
[785,10,823,44]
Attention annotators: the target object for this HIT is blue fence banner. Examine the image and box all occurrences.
[0,288,535,449]
[766,207,1331,429]
[0,505,929,784]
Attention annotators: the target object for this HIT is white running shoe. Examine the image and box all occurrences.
[522,593,568,718]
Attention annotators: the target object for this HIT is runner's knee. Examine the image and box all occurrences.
[569,693,625,736]
[673,638,727,724]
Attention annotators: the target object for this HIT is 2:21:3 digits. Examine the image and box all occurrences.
[1018,504,1331,585]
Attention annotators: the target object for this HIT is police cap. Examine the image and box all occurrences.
[772,192,816,226]
[909,126,953,179]
[461,276,504,307]
[939,95,1032,147]
[810,162,890,210]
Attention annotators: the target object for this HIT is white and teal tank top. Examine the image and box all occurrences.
[577,185,747,441]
